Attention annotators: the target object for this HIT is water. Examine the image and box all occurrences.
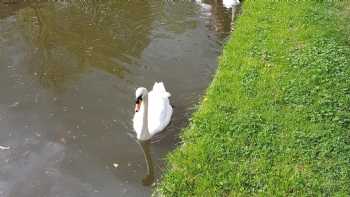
[0,0,236,196]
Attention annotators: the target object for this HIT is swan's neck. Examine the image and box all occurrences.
[140,93,151,140]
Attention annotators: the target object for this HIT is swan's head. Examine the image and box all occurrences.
[135,87,148,113]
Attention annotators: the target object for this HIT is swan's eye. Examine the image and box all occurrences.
[135,95,143,104]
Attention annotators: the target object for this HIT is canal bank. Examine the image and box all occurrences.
[158,1,350,195]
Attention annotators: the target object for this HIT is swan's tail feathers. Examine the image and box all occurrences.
[153,82,171,98]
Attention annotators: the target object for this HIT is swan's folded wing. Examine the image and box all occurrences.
[152,82,171,98]
[148,91,172,134]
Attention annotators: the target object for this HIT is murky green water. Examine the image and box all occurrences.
[0,0,235,196]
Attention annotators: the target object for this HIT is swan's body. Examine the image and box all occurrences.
[195,0,240,9]
[133,82,173,141]
[223,0,240,8]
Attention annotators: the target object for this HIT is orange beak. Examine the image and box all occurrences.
[135,102,141,112]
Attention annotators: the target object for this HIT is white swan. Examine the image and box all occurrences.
[133,82,173,141]
[223,0,240,9]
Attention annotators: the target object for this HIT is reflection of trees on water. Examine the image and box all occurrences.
[5,0,234,90]
[0,0,31,19]
[207,0,232,34]
[196,0,235,38]
[16,0,153,89]
[156,1,199,34]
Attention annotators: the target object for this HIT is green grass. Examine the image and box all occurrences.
[157,1,350,196]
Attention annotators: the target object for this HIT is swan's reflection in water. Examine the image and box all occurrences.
[137,140,155,186]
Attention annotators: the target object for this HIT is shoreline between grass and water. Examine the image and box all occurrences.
[157,1,350,196]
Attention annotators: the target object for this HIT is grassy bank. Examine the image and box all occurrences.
[157,1,350,196]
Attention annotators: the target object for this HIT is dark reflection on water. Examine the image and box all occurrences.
[17,0,153,89]
[137,140,154,186]
[0,0,235,196]
[197,0,233,38]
